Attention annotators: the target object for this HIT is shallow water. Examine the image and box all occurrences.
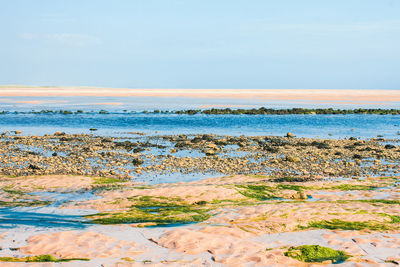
[0,191,100,229]
[0,208,91,229]
[0,113,399,139]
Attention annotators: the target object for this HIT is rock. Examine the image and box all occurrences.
[285,156,300,163]
[132,147,145,153]
[386,257,400,265]
[203,149,216,156]
[191,137,202,143]
[298,191,308,199]
[264,146,279,153]
[311,141,331,149]
[201,134,214,141]
[28,164,41,170]
[238,142,246,147]
[286,132,294,138]
[385,144,396,149]
[54,132,66,136]
[132,158,144,166]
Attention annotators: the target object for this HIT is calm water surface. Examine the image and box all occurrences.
[0,113,399,139]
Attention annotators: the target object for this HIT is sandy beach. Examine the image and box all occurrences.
[0,133,399,265]
[0,173,400,266]
[0,86,399,103]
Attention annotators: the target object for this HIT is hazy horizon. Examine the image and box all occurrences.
[1,85,400,90]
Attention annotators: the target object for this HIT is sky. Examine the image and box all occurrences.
[1,0,400,89]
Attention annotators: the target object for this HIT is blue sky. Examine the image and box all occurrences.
[1,0,399,89]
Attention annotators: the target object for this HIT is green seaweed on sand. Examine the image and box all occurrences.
[86,196,210,225]
[358,199,400,205]
[251,174,268,179]
[0,254,90,262]
[389,215,400,223]
[0,200,52,207]
[284,245,349,263]
[336,199,400,205]
[121,257,135,262]
[276,184,306,192]
[133,185,153,190]
[304,219,396,231]
[328,184,377,191]
[93,177,124,184]
[379,214,400,223]
[2,188,26,196]
[235,184,277,200]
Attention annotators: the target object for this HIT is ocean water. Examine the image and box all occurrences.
[0,112,399,139]
[0,95,399,139]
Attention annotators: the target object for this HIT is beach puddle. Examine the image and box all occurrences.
[29,190,101,207]
[0,207,92,229]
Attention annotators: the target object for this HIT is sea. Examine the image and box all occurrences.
[0,95,399,139]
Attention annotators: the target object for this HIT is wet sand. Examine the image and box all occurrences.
[0,174,400,266]
[0,131,399,265]
[1,86,400,104]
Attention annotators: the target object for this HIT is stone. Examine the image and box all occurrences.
[285,156,300,163]
[286,132,294,138]
[204,149,216,156]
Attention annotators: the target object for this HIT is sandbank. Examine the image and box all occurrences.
[0,86,399,104]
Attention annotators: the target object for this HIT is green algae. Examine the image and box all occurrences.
[389,215,400,223]
[121,257,135,262]
[93,177,123,184]
[276,184,305,192]
[86,196,210,226]
[358,199,400,205]
[305,219,395,231]
[379,214,400,223]
[0,254,90,262]
[251,174,268,179]
[235,184,278,200]
[211,199,238,204]
[133,185,153,189]
[284,245,349,263]
[0,200,52,207]
[2,188,25,196]
[328,184,377,191]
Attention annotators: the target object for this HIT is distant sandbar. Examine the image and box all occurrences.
[0,86,399,103]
